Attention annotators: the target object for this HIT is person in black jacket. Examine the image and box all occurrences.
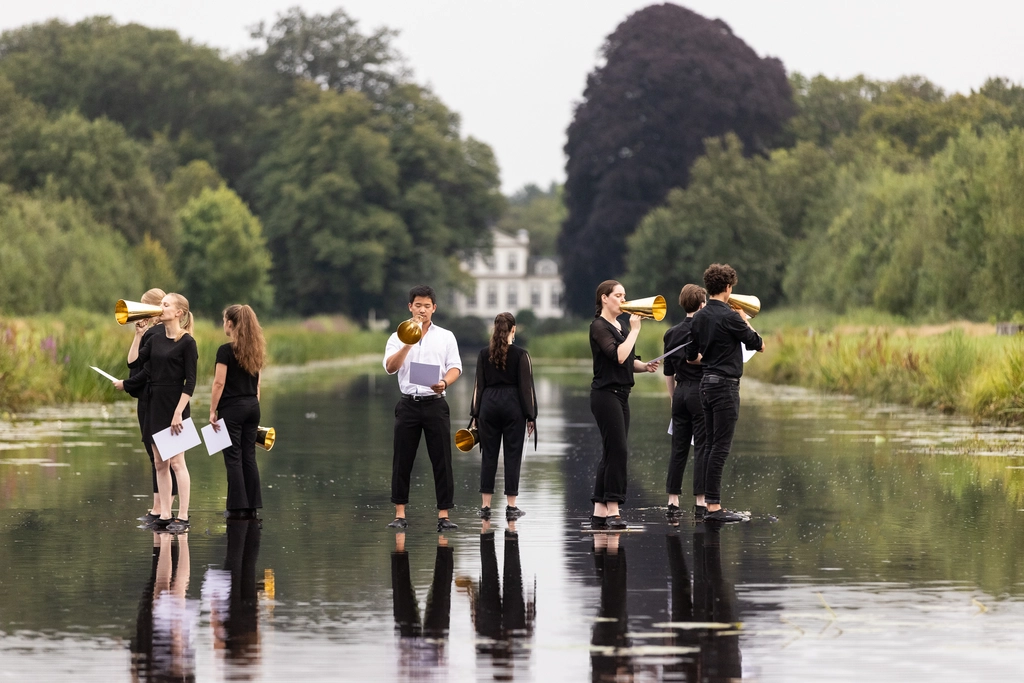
[685,264,764,523]
[662,284,707,520]
[210,304,266,521]
[471,312,537,521]
[116,293,197,534]
[589,281,659,530]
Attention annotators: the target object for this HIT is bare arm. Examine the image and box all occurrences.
[431,367,461,395]
[385,343,414,374]
[617,315,642,365]
[209,363,227,427]
[127,322,147,364]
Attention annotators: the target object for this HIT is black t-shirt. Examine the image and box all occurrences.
[216,343,260,405]
[590,317,636,391]
[663,317,702,382]
[470,344,537,420]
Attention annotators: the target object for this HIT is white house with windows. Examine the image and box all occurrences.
[453,229,564,319]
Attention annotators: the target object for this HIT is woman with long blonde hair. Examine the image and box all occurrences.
[117,293,197,533]
[209,304,267,520]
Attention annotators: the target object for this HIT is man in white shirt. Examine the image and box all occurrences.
[383,285,463,531]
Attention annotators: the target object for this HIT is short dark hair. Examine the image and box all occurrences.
[703,264,737,296]
[408,285,436,304]
[679,284,707,313]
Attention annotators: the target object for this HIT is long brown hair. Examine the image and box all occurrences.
[167,293,193,341]
[594,280,621,317]
[224,304,267,375]
[488,312,516,370]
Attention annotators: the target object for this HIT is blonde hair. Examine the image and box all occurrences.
[140,288,166,328]
[223,304,267,375]
[167,293,194,341]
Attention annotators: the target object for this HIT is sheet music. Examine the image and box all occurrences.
[152,418,202,460]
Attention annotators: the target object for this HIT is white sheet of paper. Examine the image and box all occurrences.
[742,347,757,364]
[666,421,695,445]
[650,342,690,364]
[90,365,119,382]
[152,417,202,461]
[201,419,232,456]
[409,361,441,387]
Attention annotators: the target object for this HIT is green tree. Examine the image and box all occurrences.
[496,183,565,258]
[787,73,880,148]
[176,186,273,317]
[164,159,226,212]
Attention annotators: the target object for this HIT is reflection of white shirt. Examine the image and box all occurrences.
[383,323,462,396]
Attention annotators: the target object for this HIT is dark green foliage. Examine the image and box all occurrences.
[560,3,794,315]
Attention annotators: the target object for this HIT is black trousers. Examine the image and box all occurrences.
[479,386,527,496]
[391,397,455,510]
[667,379,707,496]
[138,398,177,495]
[693,528,742,678]
[590,388,630,505]
[476,531,528,646]
[391,545,454,639]
[699,377,741,505]
[219,398,262,511]
[591,545,631,679]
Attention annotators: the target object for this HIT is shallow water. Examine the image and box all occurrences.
[1,363,1024,681]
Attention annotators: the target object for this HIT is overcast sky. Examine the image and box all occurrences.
[3,1,1022,193]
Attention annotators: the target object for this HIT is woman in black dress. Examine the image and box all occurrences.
[209,304,266,520]
[117,293,197,533]
[589,281,659,529]
[470,312,536,521]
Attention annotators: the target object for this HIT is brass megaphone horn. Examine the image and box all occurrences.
[256,426,276,451]
[397,318,423,345]
[454,427,479,453]
[620,295,667,321]
[115,299,163,325]
[727,294,761,319]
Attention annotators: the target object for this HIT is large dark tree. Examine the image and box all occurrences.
[560,3,794,315]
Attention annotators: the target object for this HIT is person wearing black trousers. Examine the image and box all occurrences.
[471,312,537,521]
[473,519,535,672]
[686,264,764,523]
[589,281,659,530]
[662,284,707,519]
[210,304,266,521]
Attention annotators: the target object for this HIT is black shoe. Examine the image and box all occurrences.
[386,517,408,529]
[138,512,160,523]
[505,506,525,520]
[693,505,707,521]
[437,518,459,532]
[165,517,190,533]
[606,515,628,530]
[478,506,491,520]
[150,517,172,531]
[590,515,608,530]
[666,504,681,517]
[703,508,747,523]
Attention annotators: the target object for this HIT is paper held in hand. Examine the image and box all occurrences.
[152,417,202,461]
[89,366,119,382]
[201,419,232,456]
[409,361,442,387]
[649,342,690,365]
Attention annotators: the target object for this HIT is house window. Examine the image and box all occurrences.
[508,253,518,272]
[487,285,497,307]
[531,285,541,307]
[484,255,496,271]
[508,284,518,307]
[551,287,561,308]
[467,291,477,309]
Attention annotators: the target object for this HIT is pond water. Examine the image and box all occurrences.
[1,361,1024,681]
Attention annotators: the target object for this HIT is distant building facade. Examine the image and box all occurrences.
[453,229,564,319]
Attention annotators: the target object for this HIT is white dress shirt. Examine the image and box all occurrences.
[383,322,463,396]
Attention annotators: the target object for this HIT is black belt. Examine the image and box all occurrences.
[702,374,739,385]
[402,393,444,401]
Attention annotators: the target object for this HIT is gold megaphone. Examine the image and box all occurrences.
[620,295,667,321]
[727,294,761,319]
[115,299,163,325]
[256,426,276,451]
[397,318,423,345]
[454,427,479,452]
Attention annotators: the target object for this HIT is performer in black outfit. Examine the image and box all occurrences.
[125,287,177,524]
[685,264,764,523]
[589,281,659,530]
[590,533,631,680]
[662,284,707,519]
[210,304,265,521]
[117,293,197,533]
[473,520,534,672]
[471,312,537,521]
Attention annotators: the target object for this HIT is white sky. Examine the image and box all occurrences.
[2,1,1022,193]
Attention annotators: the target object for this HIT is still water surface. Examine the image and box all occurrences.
[1,362,1024,681]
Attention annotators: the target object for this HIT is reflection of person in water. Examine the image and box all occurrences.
[472,520,535,673]
[590,533,632,682]
[391,533,455,673]
[691,526,742,680]
[131,533,197,682]
[205,518,262,673]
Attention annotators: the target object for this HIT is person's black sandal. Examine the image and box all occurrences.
[165,517,190,533]
[606,515,628,530]
[478,506,491,520]
[590,515,608,530]
[386,518,408,529]
[505,506,525,520]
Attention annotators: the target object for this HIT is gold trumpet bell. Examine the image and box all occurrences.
[727,294,761,319]
[115,300,163,325]
[397,319,423,345]
[620,295,667,321]
[455,427,479,452]
[256,426,276,451]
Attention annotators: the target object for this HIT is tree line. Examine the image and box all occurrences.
[0,8,501,320]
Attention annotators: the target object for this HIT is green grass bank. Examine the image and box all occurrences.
[0,312,387,412]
